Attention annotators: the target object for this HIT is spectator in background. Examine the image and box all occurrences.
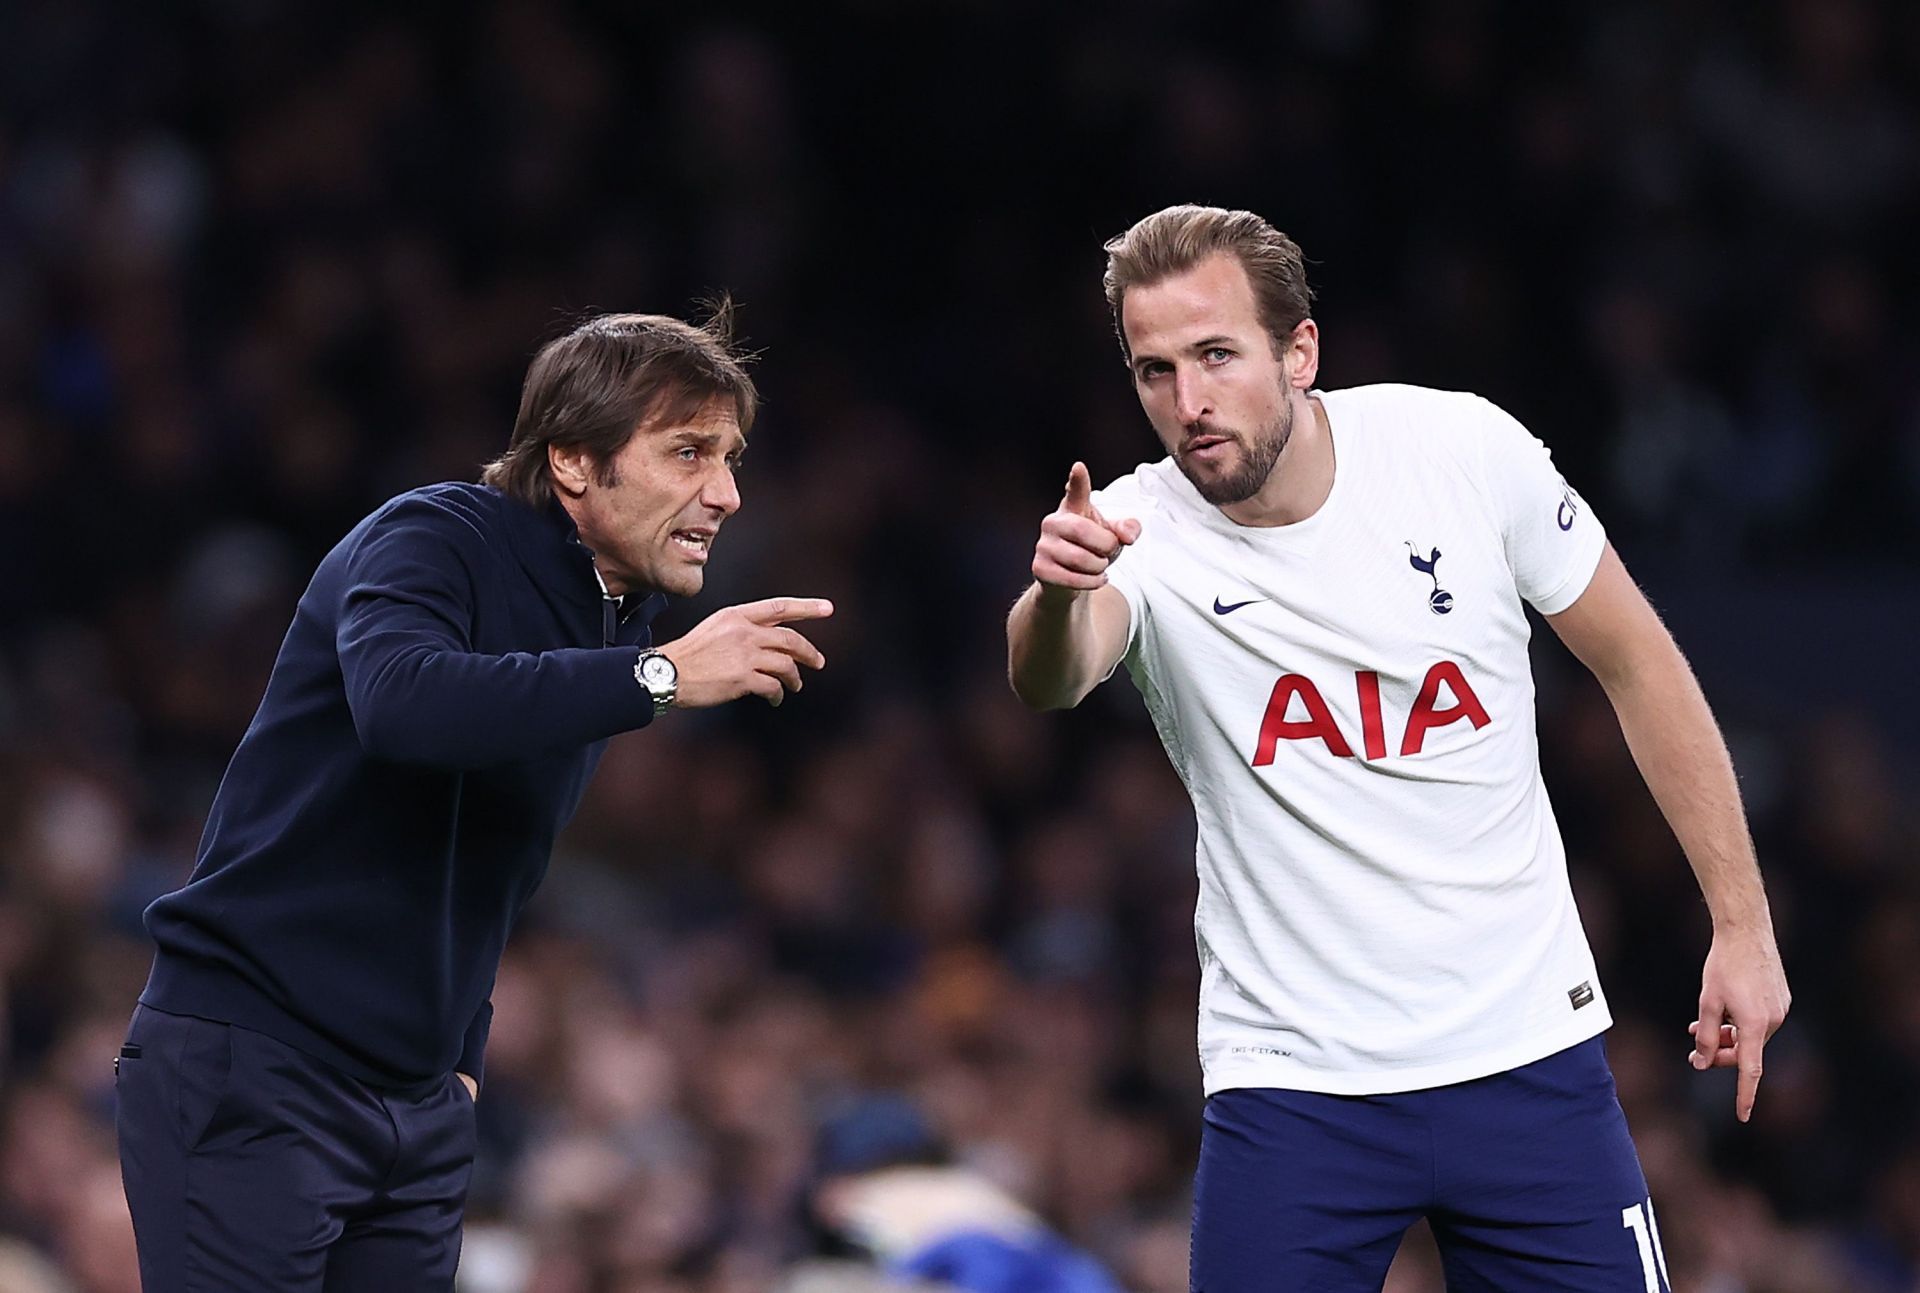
[0,1239,76,1293]
[808,1094,1122,1293]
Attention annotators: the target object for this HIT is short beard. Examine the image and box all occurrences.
[1179,399,1293,506]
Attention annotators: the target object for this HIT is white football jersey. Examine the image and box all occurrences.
[1094,384,1611,1096]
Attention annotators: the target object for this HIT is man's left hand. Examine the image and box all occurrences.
[456,1072,478,1103]
[1689,925,1790,1122]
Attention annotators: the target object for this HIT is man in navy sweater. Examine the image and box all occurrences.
[116,307,831,1290]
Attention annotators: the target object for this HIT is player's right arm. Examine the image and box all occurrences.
[1006,462,1140,711]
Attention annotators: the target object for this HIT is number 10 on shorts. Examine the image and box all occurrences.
[1621,1197,1670,1292]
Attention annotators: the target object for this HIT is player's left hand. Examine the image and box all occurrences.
[456,1071,478,1103]
[1689,923,1790,1122]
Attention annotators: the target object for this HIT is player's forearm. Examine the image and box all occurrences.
[1599,645,1771,930]
[1007,583,1105,710]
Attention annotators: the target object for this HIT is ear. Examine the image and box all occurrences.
[1283,318,1320,392]
[548,442,592,497]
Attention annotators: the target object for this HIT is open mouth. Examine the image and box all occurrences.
[1183,434,1233,462]
[670,528,714,561]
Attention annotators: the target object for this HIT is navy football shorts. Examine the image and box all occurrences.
[1191,1037,1671,1292]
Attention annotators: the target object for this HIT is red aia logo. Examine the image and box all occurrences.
[1252,662,1491,764]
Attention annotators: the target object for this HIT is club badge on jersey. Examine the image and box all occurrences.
[1405,542,1453,614]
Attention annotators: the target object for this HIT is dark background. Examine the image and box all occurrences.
[0,2,1915,1290]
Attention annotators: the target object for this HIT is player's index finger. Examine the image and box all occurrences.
[742,597,835,624]
[1062,461,1095,516]
[1735,1027,1766,1121]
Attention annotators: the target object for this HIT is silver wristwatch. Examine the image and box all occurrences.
[634,649,678,717]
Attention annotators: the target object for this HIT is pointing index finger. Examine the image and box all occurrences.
[1734,1022,1766,1122]
[1062,462,1096,519]
[740,597,835,625]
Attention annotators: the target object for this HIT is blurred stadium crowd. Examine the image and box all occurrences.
[2,1,1917,1290]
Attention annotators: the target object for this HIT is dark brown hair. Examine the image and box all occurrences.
[1101,205,1314,362]
[482,301,757,504]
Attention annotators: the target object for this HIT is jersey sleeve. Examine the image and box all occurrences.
[1475,398,1607,615]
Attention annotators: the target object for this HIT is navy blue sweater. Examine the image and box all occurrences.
[142,483,663,1087]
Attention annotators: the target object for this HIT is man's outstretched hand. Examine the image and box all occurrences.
[659,598,834,708]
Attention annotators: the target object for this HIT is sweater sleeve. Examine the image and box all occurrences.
[456,999,493,1087]
[335,495,656,769]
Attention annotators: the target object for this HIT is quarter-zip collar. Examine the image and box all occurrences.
[496,487,667,647]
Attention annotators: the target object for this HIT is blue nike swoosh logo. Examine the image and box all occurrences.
[1213,596,1263,615]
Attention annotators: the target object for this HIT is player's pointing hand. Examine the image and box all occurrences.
[660,598,833,708]
[1033,462,1141,593]
[1689,922,1791,1122]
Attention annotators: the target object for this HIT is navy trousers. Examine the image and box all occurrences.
[115,1005,474,1292]
[1191,1038,1669,1292]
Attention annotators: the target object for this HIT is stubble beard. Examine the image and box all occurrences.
[1178,397,1294,506]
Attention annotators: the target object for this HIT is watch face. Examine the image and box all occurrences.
[641,655,676,688]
